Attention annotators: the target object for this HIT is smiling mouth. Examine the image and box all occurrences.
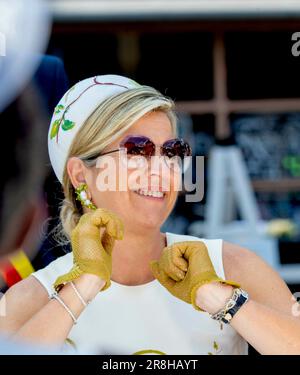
[132,188,166,199]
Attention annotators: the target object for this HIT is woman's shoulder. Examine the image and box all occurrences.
[222,241,294,314]
[222,241,263,281]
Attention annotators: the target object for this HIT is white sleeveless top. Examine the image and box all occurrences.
[32,232,248,355]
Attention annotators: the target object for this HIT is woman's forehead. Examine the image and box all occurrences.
[123,112,173,140]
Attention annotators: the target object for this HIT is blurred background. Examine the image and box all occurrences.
[1,0,300,322]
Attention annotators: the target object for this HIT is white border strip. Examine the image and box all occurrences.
[50,0,300,21]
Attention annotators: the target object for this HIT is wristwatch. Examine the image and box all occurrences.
[222,289,249,324]
[211,288,249,324]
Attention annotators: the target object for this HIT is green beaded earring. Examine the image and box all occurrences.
[75,183,97,210]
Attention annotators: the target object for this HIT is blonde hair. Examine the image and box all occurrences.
[57,85,177,243]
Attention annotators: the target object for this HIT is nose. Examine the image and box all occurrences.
[148,153,167,174]
[147,154,171,192]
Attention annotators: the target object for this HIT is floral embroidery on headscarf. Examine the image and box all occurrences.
[49,76,139,143]
[50,103,75,141]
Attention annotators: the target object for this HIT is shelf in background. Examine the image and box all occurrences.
[252,179,300,193]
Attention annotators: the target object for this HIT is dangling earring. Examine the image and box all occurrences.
[75,183,97,210]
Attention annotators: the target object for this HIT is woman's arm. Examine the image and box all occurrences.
[195,242,300,354]
[231,298,300,354]
[0,276,49,334]
[0,208,124,345]
[0,274,104,348]
[0,208,123,349]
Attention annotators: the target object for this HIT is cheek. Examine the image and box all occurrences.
[90,188,129,221]
[168,168,182,193]
[90,161,179,219]
[165,171,180,211]
[168,189,179,212]
[88,163,133,216]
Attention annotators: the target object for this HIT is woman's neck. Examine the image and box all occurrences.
[110,229,166,286]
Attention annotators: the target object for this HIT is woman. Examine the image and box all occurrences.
[1,75,300,355]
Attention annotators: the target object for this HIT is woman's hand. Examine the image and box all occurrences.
[53,208,124,293]
[150,241,240,311]
[195,281,235,314]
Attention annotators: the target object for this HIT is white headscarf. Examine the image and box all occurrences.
[48,74,141,183]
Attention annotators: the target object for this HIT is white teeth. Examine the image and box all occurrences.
[135,189,164,198]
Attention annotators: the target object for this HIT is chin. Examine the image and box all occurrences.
[133,215,165,231]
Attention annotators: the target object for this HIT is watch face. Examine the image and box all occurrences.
[225,313,232,322]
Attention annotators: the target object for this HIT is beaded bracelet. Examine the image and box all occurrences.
[70,281,90,307]
[50,292,77,325]
[50,281,91,325]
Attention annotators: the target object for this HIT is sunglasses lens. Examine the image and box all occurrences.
[162,138,192,172]
[120,136,155,156]
[119,136,192,171]
[162,138,192,158]
[120,136,154,169]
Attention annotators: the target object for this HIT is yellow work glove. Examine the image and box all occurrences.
[53,208,124,292]
[150,241,240,311]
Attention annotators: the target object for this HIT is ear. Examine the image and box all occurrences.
[66,157,88,189]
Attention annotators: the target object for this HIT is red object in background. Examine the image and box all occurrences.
[0,260,22,287]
